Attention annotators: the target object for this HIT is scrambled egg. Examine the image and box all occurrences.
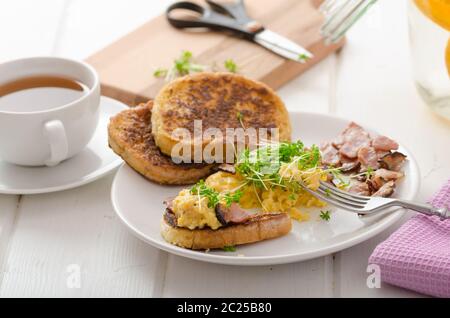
[171,161,327,230]
[172,189,222,230]
[206,172,259,209]
[207,168,326,221]
[278,162,325,190]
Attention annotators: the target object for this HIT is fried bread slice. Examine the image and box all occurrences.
[161,209,292,250]
[152,72,291,161]
[108,101,216,185]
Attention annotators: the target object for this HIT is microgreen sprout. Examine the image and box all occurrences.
[330,169,350,189]
[298,53,310,62]
[224,59,238,73]
[235,141,324,192]
[190,180,242,209]
[236,111,245,129]
[154,51,240,82]
[154,50,208,82]
[153,68,168,78]
[190,180,219,208]
[223,189,243,207]
[320,210,331,221]
[223,246,237,252]
[349,166,375,180]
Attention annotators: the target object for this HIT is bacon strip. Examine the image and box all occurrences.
[372,135,399,151]
[348,181,370,196]
[215,203,253,225]
[217,163,236,174]
[320,142,340,166]
[357,147,380,170]
[379,152,407,172]
[338,122,371,158]
[373,181,395,197]
[372,169,404,189]
[163,197,176,211]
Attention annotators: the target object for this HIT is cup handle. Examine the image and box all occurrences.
[43,120,68,167]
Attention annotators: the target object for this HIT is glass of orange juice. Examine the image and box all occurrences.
[408,0,450,120]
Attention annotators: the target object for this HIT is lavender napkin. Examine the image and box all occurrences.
[369,179,450,298]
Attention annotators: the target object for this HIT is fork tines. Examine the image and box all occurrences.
[317,181,369,210]
[300,180,370,212]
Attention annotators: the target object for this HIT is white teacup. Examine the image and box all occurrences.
[0,57,100,166]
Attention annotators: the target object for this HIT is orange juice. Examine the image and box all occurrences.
[409,0,450,119]
[414,0,450,31]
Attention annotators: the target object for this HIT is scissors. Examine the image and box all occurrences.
[166,0,313,63]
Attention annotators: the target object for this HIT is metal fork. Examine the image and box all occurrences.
[320,0,378,44]
[301,181,450,220]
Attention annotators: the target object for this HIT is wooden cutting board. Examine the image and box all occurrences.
[87,0,344,106]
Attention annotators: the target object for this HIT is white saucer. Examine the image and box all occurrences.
[0,96,126,195]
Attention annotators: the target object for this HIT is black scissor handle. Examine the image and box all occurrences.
[166,1,262,40]
[166,2,206,28]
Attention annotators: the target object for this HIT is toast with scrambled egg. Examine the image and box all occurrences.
[160,169,293,250]
[161,208,291,250]
[151,72,291,161]
[108,101,216,185]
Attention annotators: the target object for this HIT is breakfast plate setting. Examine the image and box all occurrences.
[108,72,424,266]
[4,0,450,299]
[112,111,420,266]
[0,55,428,267]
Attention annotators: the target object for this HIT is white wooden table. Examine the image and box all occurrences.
[0,0,449,298]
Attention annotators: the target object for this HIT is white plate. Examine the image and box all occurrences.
[111,112,420,266]
[0,96,126,194]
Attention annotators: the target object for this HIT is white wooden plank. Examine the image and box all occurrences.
[279,55,335,114]
[54,0,172,59]
[0,0,67,61]
[0,0,68,297]
[0,195,21,287]
[0,175,163,297]
[162,254,333,297]
[333,0,450,297]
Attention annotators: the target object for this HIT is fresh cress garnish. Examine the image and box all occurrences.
[154,51,240,82]
[235,141,322,190]
[224,59,238,73]
[320,210,331,221]
[190,180,242,208]
[223,246,237,252]
[154,50,207,82]
[223,190,243,207]
[298,53,310,62]
[236,111,245,129]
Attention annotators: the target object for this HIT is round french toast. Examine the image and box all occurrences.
[108,101,216,185]
[151,72,291,161]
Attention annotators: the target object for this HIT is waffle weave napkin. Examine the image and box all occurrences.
[369,179,450,298]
